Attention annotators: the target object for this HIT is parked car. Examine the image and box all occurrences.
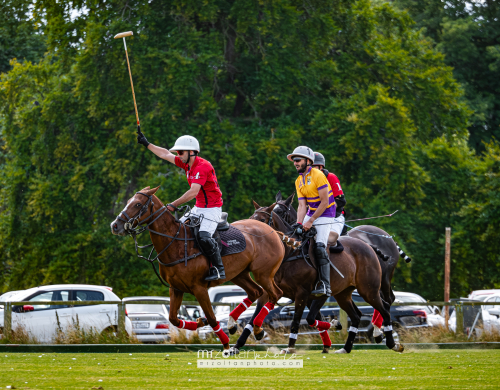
[124,296,196,343]
[448,298,500,337]
[0,284,132,343]
[207,285,247,307]
[481,294,500,319]
[468,289,500,300]
[392,292,445,327]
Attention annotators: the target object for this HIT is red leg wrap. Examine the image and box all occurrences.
[319,329,332,347]
[213,322,229,345]
[309,320,331,330]
[253,302,275,327]
[372,310,383,329]
[229,298,253,321]
[178,319,198,331]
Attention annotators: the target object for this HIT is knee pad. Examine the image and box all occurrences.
[313,242,329,264]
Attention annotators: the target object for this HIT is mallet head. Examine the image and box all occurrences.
[114,31,133,39]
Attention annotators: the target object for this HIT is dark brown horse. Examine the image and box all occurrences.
[110,186,285,349]
[230,204,403,355]
[269,191,411,340]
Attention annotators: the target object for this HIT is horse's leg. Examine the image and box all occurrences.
[358,285,403,352]
[227,272,264,334]
[281,289,309,355]
[230,295,266,354]
[192,286,230,350]
[252,275,283,335]
[305,296,331,353]
[332,289,361,354]
[167,288,198,333]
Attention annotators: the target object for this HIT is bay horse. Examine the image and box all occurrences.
[228,205,403,354]
[258,191,411,344]
[110,186,285,350]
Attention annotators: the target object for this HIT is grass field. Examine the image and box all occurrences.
[1,348,499,389]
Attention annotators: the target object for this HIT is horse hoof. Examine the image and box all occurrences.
[331,319,342,331]
[196,317,208,328]
[374,335,384,344]
[254,327,265,341]
[392,343,404,353]
[228,326,237,335]
[280,348,296,354]
[226,347,240,356]
[322,347,330,354]
[334,348,348,354]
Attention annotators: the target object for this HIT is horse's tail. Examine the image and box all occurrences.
[394,241,411,263]
[369,244,392,262]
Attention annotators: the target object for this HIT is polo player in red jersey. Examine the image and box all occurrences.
[137,130,226,281]
[313,151,386,341]
[312,152,346,252]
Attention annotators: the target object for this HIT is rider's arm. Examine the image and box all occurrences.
[296,197,308,224]
[171,183,201,208]
[147,144,176,164]
[308,186,329,222]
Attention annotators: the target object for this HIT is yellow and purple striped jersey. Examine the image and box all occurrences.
[295,167,336,218]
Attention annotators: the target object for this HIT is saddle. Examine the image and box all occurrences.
[188,212,246,258]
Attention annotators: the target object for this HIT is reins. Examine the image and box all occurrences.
[117,192,203,288]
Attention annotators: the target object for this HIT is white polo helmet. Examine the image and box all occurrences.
[170,135,200,153]
[287,146,315,164]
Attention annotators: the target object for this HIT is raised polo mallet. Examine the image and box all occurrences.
[114,31,140,132]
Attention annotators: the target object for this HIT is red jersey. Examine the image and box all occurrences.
[326,172,343,197]
[174,156,223,208]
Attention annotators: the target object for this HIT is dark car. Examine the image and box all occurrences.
[237,291,428,340]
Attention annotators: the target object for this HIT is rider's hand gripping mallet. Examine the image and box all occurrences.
[114,31,140,133]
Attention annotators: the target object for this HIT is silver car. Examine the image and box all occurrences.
[124,296,194,343]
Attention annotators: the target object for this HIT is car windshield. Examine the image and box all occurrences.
[474,295,490,302]
[394,294,425,303]
[126,304,166,313]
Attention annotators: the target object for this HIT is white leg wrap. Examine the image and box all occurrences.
[348,326,359,333]
[373,326,383,337]
[245,324,253,331]
[289,333,298,340]
[384,325,393,332]
[228,316,236,329]
[330,319,339,327]
[334,348,348,354]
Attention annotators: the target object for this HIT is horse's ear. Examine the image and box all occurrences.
[146,186,161,195]
[269,202,277,211]
[285,193,295,206]
[275,190,282,202]
[252,200,260,210]
[140,186,151,192]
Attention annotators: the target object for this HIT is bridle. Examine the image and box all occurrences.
[116,191,202,287]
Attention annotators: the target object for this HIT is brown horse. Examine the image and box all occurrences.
[110,186,285,349]
[230,204,403,354]
[269,191,411,343]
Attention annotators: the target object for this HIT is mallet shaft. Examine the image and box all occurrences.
[122,37,140,126]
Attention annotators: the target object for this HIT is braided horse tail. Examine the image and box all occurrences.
[369,245,392,262]
[395,241,411,263]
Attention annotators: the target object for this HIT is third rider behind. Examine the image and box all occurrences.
[288,146,335,297]
[137,130,226,281]
[312,152,346,252]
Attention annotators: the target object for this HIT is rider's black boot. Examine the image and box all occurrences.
[311,243,332,297]
[198,232,226,281]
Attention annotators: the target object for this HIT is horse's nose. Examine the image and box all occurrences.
[113,223,118,231]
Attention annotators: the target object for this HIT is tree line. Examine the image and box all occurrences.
[0,0,498,299]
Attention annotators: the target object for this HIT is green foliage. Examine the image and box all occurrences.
[0,0,496,301]
[0,0,46,74]
[392,0,500,150]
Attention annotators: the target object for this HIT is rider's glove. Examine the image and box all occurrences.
[290,222,303,234]
[137,128,150,148]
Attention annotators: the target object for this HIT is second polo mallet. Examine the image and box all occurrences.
[114,31,140,132]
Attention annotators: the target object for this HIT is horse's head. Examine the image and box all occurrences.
[110,186,161,236]
[271,191,295,224]
[250,199,276,224]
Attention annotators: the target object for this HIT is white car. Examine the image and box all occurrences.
[468,293,500,319]
[468,289,500,300]
[0,284,132,343]
[207,285,247,305]
[124,296,196,343]
[393,291,445,327]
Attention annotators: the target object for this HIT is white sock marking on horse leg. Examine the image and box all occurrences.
[289,333,298,340]
[384,325,393,332]
[348,326,359,333]
[245,324,253,332]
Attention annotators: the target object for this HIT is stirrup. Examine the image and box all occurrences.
[204,266,225,281]
[312,281,330,296]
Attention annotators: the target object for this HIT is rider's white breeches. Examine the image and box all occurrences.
[180,206,222,235]
[303,215,335,246]
[330,214,345,236]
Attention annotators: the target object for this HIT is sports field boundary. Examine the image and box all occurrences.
[0,342,499,353]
